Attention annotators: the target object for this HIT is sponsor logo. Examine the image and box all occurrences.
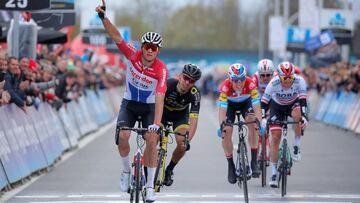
[276,92,297,98]
[161,68,166,87]
[130,68,153,85]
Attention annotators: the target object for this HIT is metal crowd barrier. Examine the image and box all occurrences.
[0,87,123,191]
[309,89,360,134]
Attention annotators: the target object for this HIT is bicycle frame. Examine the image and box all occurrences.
[119,123,148,203]
[224,112,258,203]
[154,122,188,192]
[267,118,300,197]
[154,123,172,192]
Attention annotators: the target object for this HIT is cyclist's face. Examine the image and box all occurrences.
[179,74,195,91]
[279,75,294,88]
[260,73,273,84]
[231,78,245,90]
[142,43,159,62]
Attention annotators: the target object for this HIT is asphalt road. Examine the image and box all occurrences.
[4,98,360,203]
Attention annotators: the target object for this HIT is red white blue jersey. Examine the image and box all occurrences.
[261,75,307,106]
[252,71,275,97]
[218,77,260,107]
[116,40,168,103]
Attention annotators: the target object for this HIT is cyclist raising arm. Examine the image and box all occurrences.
[96,5,168,202]
[218,64,262,184]
[260,61,308,188]
[162,64,202,187]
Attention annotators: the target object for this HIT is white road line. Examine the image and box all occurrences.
[16,195,60,198]
[200,194,217,198]
[15,193,360,199]
[66,195,83,198]
[28,201,352,203]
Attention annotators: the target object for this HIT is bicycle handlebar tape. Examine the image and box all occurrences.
[98,6,106,20]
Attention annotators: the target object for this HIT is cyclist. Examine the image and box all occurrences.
[96,5,168,202]
[218,63,262,184]
[161,64,202,186]
[252,59,275,163]
[260,61,308,188]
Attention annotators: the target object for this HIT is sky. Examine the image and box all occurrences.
[77,0,262,14]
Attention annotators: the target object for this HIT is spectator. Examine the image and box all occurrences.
[4,57,28,112]
[55,71,77,104]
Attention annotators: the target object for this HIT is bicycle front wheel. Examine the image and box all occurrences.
[135,153,141,203]
[240,142,249,203]
[281,141,288,197]
[261,136,267,187]
[154,149,166,192]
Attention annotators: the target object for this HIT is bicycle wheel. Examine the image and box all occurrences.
[281,141,288,197]
[240,142,249,203]
[135,153,141,203]
[154,149,166,192]
[261,135,267,187]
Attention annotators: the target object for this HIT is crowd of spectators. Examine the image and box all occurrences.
[0,46,125,112]
[303,59,360,95]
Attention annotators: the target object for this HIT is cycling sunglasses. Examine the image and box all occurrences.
[280,75,294,81]
[231,77,246,83]
[142,43,159,52]
[260,74,272,78]
[183,74,196,84]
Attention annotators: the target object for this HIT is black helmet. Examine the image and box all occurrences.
[182,64,202,81]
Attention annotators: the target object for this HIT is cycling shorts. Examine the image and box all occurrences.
[268,100,300,131]
[115,99,155,145]
[226,98,255,124]
[161,108,189,132]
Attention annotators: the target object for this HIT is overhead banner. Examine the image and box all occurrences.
[320,9,354,30]
[0,0,50,11]
[32,0,75,30]
[305,31,335,52]
[287,26,311,53]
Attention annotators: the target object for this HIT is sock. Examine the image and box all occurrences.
[145,167,156,188]
[251,148,258,163]
[271,162,277,175]
[166,160,177,172]
[226,156,234,166]
[294,135,301,147]
[121,155,131,173]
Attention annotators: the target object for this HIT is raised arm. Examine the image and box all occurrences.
[95,6,123,44]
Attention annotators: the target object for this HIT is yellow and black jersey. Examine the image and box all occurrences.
[164,78,201,118]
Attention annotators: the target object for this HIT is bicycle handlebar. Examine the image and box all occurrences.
[267,120,301,125]
[226,120,259,127]
[119,127,148,134]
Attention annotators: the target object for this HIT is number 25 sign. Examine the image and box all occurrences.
[0,0,50,11]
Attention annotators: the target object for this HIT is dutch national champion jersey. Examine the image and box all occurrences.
[261,75,307,106]
[116,40,168,103]
[218,77,260,106]
[164,78,201,118]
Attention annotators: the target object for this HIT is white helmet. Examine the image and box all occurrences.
[277,61,295,77]
[141,32,163,48]
[257,59,274,74]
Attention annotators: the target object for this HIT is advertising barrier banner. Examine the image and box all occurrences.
[58,107,80,147]
[0,160,8,190]
[13,106,48,172]
[0,106,30,183]
[46,105,71,151]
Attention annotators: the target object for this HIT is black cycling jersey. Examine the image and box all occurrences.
[164,78,201,118]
